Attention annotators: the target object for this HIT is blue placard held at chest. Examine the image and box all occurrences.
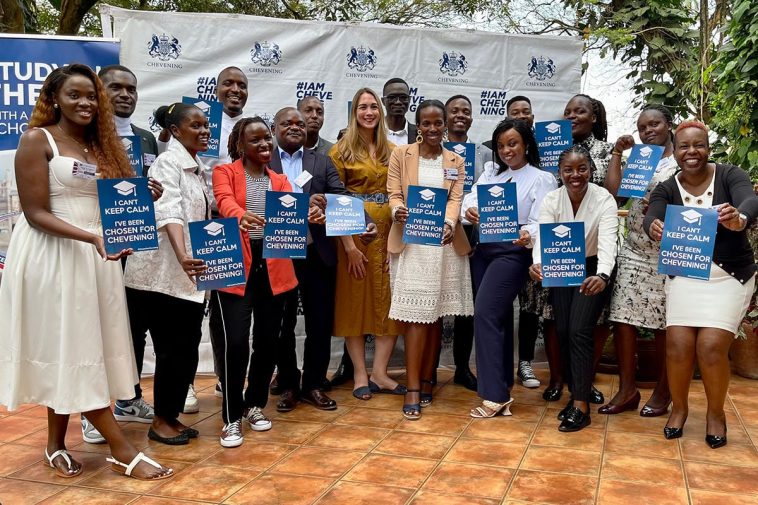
[121,135,144,176]
[403,185,448,246]
[443,142,476,191]
[97,177,158,255]
[263,191,309,258]
[188,217,246,290]
[658,205,717,280]
[325,194,366,236]
[617,144,665,199]
[540,221,586,287]
[535,120,573,173]
[182,96,223,158]
[477,182,519,242]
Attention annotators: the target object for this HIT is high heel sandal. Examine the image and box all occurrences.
[420,380,433,408]
[470,398,514,418]
[403,389,422,421]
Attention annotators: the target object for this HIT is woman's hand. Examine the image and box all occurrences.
[178,254,207,283]
[394,206,409,223]
[613,135,635,154]
[147,177,164,201]
[717,203,746,231]
[649,218,664,241]
[308,205,326,224]
[579,275,607,296]
[345,246,368,279]
[91,234,133,261]
[240,211,265,232]
[441,223,455,245]
[513,229,531,247]
[359,222,378,245]
[309,193,327,211]
[529,263,542,282]
[464,207,479,225]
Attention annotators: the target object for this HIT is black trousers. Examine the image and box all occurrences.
[471,242,532,402]
[125,288,205,420]
[551,256,613,403]
[123,283,149,401]
[452,224,477,371]
[209,240,288,423]
[518,311,540,362]
[276,244,336,393]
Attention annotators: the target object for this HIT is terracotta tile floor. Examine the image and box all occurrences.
[1,368,758,504]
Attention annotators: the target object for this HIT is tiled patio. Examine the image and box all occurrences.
[1,368,757,504]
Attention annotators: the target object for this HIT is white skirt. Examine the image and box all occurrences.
[665,265,755,334]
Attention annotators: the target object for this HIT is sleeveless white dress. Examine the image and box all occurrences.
[0,128,137,414]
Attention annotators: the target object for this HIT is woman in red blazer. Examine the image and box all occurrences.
[210,116,323,448]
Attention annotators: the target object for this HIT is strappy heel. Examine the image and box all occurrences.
[420,380,434,408]
[470,399,514,418]
[403,389,422,420]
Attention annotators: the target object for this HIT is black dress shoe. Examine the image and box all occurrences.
[269,377,282,396]
[557,399,574,421]
[454,369,478,391]
[558,407,591,432]
[276,389,299,412]
[705,434,727,449]
[542,386,563,402]
[301,389,337,411]
[148,428,189,445]
[319,377,333,392]
[329,363,353,387]
[589,386,604,405]
[663,426,684,439]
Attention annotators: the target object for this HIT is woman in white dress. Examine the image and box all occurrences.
[387,99,474,420]
[0,64,172,480]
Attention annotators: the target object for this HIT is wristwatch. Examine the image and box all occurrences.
[597,272,610,283]
[739,213,748,230]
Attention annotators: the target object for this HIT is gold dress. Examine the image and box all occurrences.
[329,145,400,337]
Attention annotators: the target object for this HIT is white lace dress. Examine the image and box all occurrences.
[389,155,474,323]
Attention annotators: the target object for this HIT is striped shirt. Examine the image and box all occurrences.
[244,172,270,240]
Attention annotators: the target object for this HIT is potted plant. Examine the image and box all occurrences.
[730,225,758,379]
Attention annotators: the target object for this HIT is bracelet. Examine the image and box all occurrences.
[597,272,610,283]
[611,150,622,157]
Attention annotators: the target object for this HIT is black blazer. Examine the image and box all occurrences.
[131,124,159,176]
[644,163,758,283]
[407,122,418,144]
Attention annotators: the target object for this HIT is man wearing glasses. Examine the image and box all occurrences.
[382,77,418,145]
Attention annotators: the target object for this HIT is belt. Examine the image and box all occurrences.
[351,192,387,204]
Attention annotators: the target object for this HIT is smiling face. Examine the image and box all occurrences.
[356,92,381,131]
[100,69,137,119]
[273,108,306,153]
[173,108,210,155]
[445,98,472,137]
[55,74,98,127]
[674,127,710,173]
[563,96,595,141]
[418,105,445,147]
[637,109,671,146]
[496,128,527,169]
[507,100,534,128]
[559,151,592,195]
[382,82,411,119]
[298,97,324,138]
[216,68,248,117]
[240,121,273,166]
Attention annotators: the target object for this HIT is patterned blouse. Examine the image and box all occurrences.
[578,134,614,187]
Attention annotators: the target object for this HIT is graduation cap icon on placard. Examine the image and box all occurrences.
[204,221,225,236]
[279,194,297,208]
[113,180,137,196]
[681,209,702,225]
[488,185,505,198]
[419,188,436,202]
[121,137,133,150]
[337,196,352,206]
[553,224,571,238]
[639,146,653,158]
[194,101,211,114]
[452,144,466,155]
[546,122,561,134]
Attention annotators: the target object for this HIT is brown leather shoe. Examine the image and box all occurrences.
[276,389,299,412]
[301,389,337,410]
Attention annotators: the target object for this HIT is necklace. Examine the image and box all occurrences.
[56,124,91,153]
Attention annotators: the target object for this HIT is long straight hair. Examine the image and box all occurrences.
[335,87,393,165]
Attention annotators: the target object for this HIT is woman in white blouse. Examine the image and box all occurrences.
[124,103,210,445]
[529,145,618,432]
[463,119,556,417]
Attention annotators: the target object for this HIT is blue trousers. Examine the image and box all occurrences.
[472,242,532,403]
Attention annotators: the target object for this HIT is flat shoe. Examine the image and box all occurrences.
[640,401,671,417]
[352,385,372,401]
[106,451,173,481]
[181,427,199,438]
[589,386,604,405]
[44,448,82,478]
[368,380,407,395]
[148,428,189,445]
[542,386,563,402]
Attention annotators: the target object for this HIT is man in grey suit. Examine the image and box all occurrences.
[298,96,334,156]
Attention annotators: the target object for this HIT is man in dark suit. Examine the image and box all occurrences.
[269,107,377,411]
[298,96,334,156]
[382,77,418,145]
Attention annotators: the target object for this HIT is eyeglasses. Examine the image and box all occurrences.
[383,94,410,104]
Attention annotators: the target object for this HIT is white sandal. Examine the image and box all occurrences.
[44,448,82,478]
[106,451,173,481]
[470,399,514,418]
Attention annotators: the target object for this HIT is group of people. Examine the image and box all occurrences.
[0,60,755,482]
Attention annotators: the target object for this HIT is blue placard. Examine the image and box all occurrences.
[658,205,717,280]
[444,142,476,191]
[617,144,666,199]
[96,177,158,255]
[535,120,573,173]
[477,182,519,242]
[188,217,246,290]
[403,185,447,246]
[121,135,144,176]
[539,221,586,287]
[325,194,366,236]
[181,96,223,158]
[263,191,309,258]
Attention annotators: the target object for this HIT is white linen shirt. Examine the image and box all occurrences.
[124,140,210,303]
[387,123,409,146]
[532,183,618,277]
[461,163,557,244]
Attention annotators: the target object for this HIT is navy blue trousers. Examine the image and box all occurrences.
[472,242,532,403]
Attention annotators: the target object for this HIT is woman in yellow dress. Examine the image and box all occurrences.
[329,88,404,400]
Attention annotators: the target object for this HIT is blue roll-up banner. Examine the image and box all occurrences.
[188,217,246,290]
[97,177,158,254]
[443,142,476,191]
[477,182,519,242]
[121,135,144,176]
[403,185,447,246]
[0,35,120,151]
[263,191,309,258]
[181,96,222,158]
[617,144,665,199]
[325,193,366,236]
[658,204,717,280]
[535,120,573,173]
[539,221,586,287]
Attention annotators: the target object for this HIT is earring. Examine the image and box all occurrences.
[416,132,423,144]
[53,104,58,109]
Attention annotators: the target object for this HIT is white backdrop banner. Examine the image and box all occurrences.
[101,6,582,144]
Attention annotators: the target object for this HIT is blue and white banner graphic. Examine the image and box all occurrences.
[539,221,585,287]
[325,193,366,236]
[658,205,717,280]
[189,217,246,290]
[403,185,447,246]
[617,144,665,199]
[121,135,144,176]
[263,191,309,258]
[181,96,222,158]
[477,182,519,242]
[535,120,573,173]
[443,142,476,191]
[97,177,158,254]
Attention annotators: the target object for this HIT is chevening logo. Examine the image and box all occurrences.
[337,196,352,206]
[545,122,562,135]
[279,194,297,209]
[439,51,468,76]
[640,146,653,158]
[148,33,181,61]
[346,46,378,72]
[251,41,282,67]
[528,56,556,81]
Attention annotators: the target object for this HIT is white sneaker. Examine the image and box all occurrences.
[81,416,106,444]
[220,419,244,448]
[244,406,272,432]
[114,397,154,423]
[183,384,200,414]
[517,361,541,388]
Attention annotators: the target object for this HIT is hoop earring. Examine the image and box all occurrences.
[416,132,423,144]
